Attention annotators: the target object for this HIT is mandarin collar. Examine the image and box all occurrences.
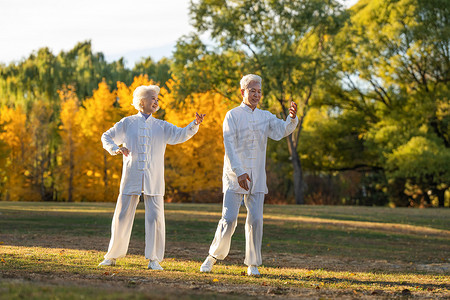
[240,102,257,113]
[139,111,153,121]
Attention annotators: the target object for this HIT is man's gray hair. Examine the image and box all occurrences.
[240,74,262,90]
[132,85,160,111]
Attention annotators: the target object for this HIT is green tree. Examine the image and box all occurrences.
[132,57,172,89]
[320,0,450,206]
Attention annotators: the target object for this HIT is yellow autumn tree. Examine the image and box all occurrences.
[78,80,122,201]
[0,106,37,201]
[163,80,229,202]
[28,99,60,201]
[58,85,83,202]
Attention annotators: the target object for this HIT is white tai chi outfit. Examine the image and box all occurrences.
[101,112,199,262]
[208,102,298,266]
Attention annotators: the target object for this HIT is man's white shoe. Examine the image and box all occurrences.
[148,260,163,270]
[247,265,260,276]
[98,258,116,266]
[200,255,216,272]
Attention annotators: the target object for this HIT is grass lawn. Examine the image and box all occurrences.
[0,201,449,299]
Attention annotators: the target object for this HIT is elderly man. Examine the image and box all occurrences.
[99,84,205,270]
[200,74,298,276]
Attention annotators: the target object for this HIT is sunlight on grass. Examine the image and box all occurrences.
[1,245,448,297]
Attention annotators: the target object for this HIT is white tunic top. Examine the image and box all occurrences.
[222,102,298,194]
[102,112,199,196]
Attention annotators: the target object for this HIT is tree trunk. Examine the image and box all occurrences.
[68,137,74,202]
[286,134,305,204]
[436,188,446,207]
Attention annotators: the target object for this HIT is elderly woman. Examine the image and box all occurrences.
[200,74,297,276]
[99,85,205,270]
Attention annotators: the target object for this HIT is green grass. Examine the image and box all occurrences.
[0,201,449,299]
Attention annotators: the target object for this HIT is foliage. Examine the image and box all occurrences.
[0,106,36,201]
[76,81,122,202]
[305,0,450,206]
[0,41,172,108]
[164,82,229,201]
[57,86,82,202]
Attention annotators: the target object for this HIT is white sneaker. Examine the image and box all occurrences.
[200,255,216,272]
[98,258,116,266]
[148,260,163,270]
[247,265,260,276]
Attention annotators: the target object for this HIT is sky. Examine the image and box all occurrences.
[0,0,358,68]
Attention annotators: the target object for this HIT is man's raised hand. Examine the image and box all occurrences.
[289,102,297,119]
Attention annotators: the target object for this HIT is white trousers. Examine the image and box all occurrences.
[208,190,265,266]
[104,193,165,262]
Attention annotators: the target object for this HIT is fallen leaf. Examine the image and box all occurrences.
[315,286,320,290]
[104,272,109,275]
[241,271,246,276]
[1,259,5,263]
[212,278,219,282]
[350,273,356,276]
[261,282,268,286]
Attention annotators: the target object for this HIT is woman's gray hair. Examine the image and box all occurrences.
[240,74,262,90]
[132,85,160,111]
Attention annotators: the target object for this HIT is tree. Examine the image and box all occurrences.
[322,0,450,206]
[78,81,122,201]
[132,57,172,89]
[58,86,82,202]
[27,99,59,201]
[0,106,36,201]
[173,0,348,203]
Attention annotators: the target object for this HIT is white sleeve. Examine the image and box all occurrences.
[165,120,199,145]
[223,111,245,177]
[267,112,298,141]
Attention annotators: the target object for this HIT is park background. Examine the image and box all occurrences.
[0,0,448,207]
[1,1,449,299]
